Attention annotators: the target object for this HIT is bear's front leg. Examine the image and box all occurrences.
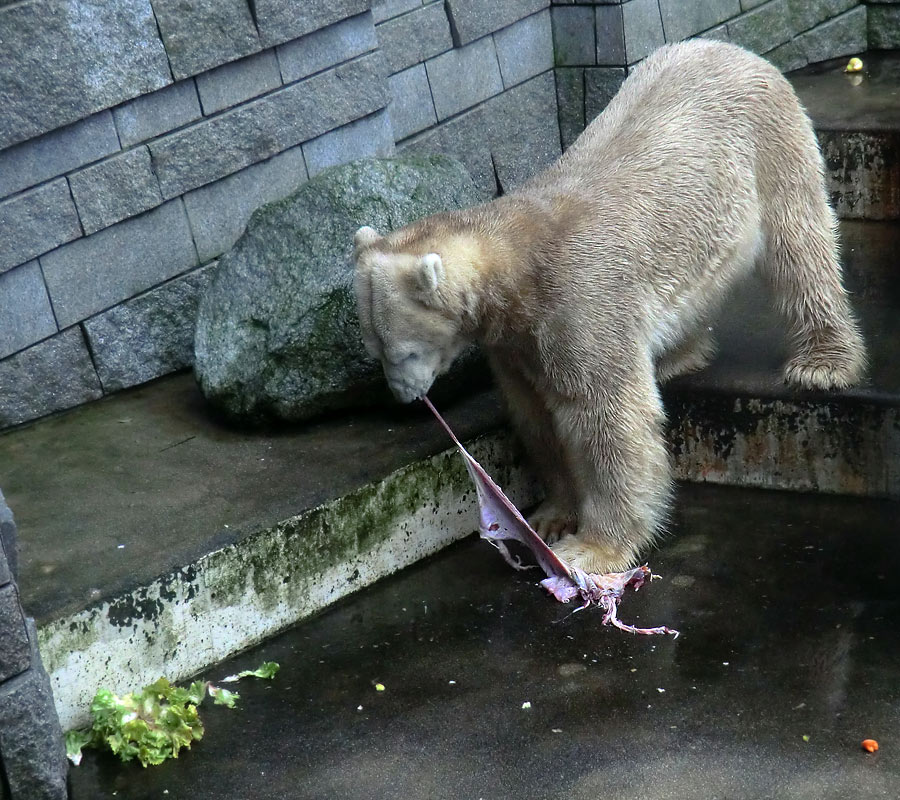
[547,361,672,575]
[488,355,578,542]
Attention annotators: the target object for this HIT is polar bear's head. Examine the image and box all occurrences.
[352,224,473,403]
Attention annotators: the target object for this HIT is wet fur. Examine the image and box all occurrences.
[354,41,866,574]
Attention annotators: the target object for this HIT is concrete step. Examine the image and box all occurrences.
[790,51,900,220]
[66,482,900,800]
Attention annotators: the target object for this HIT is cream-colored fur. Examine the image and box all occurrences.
[353,40,866,574]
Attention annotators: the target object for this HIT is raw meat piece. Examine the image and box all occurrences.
[424,398,679,637]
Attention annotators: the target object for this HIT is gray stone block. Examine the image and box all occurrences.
[0,584,29,682]
[0,112,120,201]
[729,0,794,54]
[402,72,561,196]
[488,72,562,192]
[596,4,627,64]
[585,66,627,122]
[41,200,198,328]
[0,262,57,361]
[389,64,439,140]
[377,3,454,74]
[445,0,550,45]
[741,0,770,8]
[303,112,396,177]
[150,99,281,199]
[270,49,390,147]
[623,0,665,63]
[0,620,67,800]
[401,112,498,197]
[184,146,309,263]
[254,0,370,48]
[659,0,739,41]
[278,12,378,83]
[426,37,504,120]
[697,23,731,41]
[0,0,171,151]
[788,0,856,34]
[195,50,282,116]
[373,0,421,23]
[800,5,866,61]
[495,10,553,87]
[556,67,586,150]
[0,328,103,429]
[0,488,17,584]
[765,38,808,71]
[0,180,82,276]
[151,52,389,198]
[68,146,163,235]
[113,80,202,149]
[552,5,596,65]
[83,264,216,392]
[149,0,260,80]
[869,5,900,48]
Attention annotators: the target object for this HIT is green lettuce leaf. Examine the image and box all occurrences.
[68,661,279,767]
[220,661,281,683]
[65,729,95,766]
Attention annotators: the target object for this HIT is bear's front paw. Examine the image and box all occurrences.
[528,502,576,544]
[550,535,638,575]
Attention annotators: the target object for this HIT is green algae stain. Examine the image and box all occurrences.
[38,608,103,674]
[202,449,472,614]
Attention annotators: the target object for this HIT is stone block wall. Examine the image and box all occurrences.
[553,0,867,148]
[0,0,879,432]
[0,490,67,799]
[867,0,900,48]
[0,0,560,432]
[381,1,560,200]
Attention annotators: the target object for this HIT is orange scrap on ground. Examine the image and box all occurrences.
[861,739,879,753]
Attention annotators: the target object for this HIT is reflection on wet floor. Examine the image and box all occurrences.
[69,483,900,800]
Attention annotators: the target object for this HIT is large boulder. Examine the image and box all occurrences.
[194,155,487,423]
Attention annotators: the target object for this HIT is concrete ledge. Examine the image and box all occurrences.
[40,431,537,732]
[670,392,900,496]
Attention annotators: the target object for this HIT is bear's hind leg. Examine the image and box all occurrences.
[762,190,866,390]
[488,357,577,543]
[655,327,716,383]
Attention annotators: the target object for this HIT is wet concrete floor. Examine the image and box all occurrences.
[69,482,900,800]
[790,50,900,131]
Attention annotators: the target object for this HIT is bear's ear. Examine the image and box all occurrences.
[417,253,444,294]
[354,226,382,251]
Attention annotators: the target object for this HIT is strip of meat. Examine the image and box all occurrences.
[424,397,679,637]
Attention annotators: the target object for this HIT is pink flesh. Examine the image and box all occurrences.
[424,397,679,638]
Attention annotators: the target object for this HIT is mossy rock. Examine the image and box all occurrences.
[194,155,487,423]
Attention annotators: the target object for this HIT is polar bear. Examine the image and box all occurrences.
[353,40,866,575]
